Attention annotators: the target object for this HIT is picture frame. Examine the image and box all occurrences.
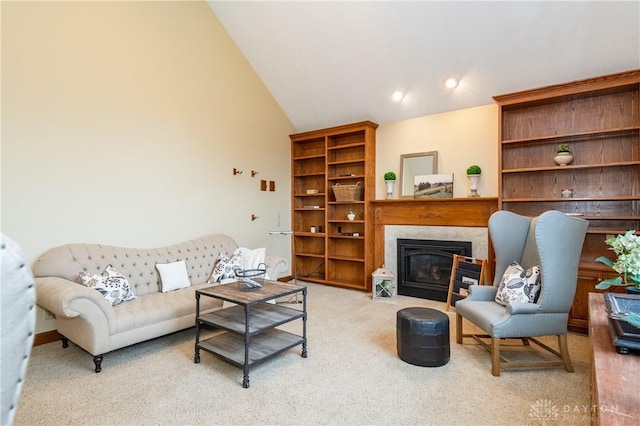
[446,255,488,311]
[413,173,453,198]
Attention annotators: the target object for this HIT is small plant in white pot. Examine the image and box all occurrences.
[384,172,396,199]
[466,165,481,197]
[554,143,573,166]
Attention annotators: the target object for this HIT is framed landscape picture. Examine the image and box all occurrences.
[414,173,453,198]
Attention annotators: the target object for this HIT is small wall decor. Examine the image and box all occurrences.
[414,174,453,198]
[233,168,243,175]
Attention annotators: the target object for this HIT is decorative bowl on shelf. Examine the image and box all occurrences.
[347,212,356,221]
[554,152,574,166]
[561,189,574,198]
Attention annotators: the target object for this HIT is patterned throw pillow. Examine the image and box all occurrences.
[79,265,136,306]
[494,261,541,306]
[208,252,244,283]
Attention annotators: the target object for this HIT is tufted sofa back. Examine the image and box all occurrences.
[33,234,238,296]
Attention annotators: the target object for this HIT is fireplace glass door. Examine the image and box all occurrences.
[397,239,471,301]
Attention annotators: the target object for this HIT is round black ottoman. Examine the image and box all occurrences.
[397,307,450,367]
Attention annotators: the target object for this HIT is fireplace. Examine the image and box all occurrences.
[397,238,472,301]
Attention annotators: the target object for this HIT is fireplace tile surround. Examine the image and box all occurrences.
[387,225,489,286]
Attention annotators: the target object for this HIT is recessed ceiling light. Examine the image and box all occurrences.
[444,78,459,89]
[392,91,404,102]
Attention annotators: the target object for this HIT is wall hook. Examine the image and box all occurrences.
[233,168,243,175]
[251,214,259,221]
[251,170,259,177]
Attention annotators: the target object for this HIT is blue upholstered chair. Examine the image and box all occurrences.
[455,210,588,376]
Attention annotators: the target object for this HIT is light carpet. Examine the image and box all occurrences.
[14,282,591,425]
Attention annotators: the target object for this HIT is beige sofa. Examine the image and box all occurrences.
[34,234,287,372]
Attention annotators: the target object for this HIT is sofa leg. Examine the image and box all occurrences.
[93,355,103,373]
[60,335,69,348]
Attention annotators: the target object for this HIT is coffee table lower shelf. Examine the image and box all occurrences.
[196,329,305,367]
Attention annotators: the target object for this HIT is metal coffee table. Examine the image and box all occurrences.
[194,280,307,388]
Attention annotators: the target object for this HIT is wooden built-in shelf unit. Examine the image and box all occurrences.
[494,69,640,332]
[290,121,377,291]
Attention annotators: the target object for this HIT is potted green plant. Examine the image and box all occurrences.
[384,172,396,199]
[466,165,481,197]
[595,230,640,293]
[466,165,481,175]
[554,144,573,166]
[595,230,640,328]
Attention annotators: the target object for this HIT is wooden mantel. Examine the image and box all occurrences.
[370,197,499,277]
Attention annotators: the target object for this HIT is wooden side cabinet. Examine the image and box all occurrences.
[290,121,377,291]
[494,70,640,333]
[569,267,622,331]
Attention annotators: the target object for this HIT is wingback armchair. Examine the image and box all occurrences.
[455,210,588,376]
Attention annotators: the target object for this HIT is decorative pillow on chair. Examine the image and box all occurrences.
[79,265,136,306]
[208,252,244,283]
[494,261,542,306]
[156,260,191,293]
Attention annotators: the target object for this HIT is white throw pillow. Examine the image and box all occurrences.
[156,260,191,293]
[495,261,542,306]
[234,247,269,279]
[79,265,136,306]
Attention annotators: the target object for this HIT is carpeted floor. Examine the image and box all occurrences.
[15,282,591,425]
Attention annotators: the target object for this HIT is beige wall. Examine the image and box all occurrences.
[1,2,294,331]
[2,1,500,335]
[376,104,498,199]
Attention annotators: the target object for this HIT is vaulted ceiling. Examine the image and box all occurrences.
[208,1,640,132]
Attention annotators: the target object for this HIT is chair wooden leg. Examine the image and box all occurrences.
[491,337,501,376]
[558,334,574,373]
[455,313,463,344]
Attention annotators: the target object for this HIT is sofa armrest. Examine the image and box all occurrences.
[35,277,117,331]
[265,255,288,280]
[465,284,498,301]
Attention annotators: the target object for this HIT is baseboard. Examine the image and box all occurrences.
[33,330,60,347]
[277,275,293,282]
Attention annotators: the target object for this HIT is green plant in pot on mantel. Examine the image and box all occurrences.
[595,230,640,327]
[466,165,481,197]
[384,171,396,199]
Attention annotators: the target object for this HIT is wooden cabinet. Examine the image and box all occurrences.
[569,267,623,331]
[290,121,377,291]
[494,70,640,332]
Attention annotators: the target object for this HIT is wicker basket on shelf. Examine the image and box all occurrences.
[332,182,363,202]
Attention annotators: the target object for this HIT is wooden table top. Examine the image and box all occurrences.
[197,280,305,305]
[588,292,640,425]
